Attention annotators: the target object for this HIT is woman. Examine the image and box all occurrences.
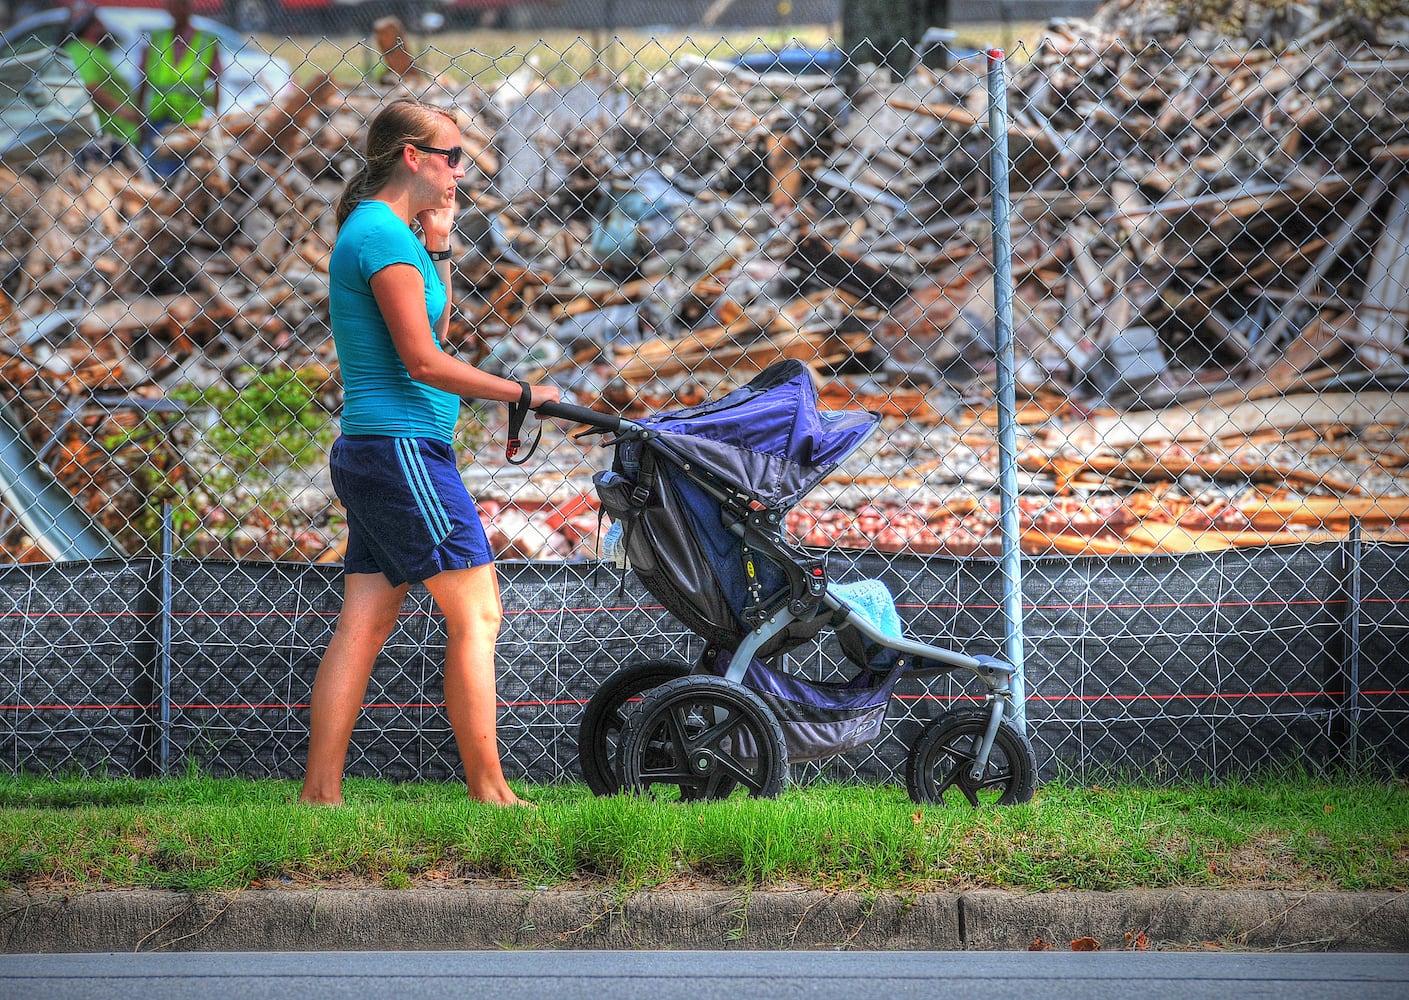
[300,98,559,807]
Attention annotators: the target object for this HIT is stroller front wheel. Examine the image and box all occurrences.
[906,707,1038,807]
[619,675,788,800]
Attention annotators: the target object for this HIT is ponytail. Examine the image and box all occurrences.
[334,166,373,229]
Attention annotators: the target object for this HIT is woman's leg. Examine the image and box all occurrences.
[300,572,408,804]
[422,563,526,805]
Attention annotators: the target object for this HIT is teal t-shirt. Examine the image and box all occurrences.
[329,200,457,440]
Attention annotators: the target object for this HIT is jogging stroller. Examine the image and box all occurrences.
[530,359,1037,805]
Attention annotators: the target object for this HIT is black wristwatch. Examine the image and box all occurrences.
[427,247,453,261]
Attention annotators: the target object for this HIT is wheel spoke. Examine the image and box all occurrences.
[636,739,695,786]
[938,735,981,760]
[635,725,689,779]
[665,703,696,756]
[633,711,690,783]
[636,702,713,794]
[701,770,732,798]
[976,765,1014,793]
[713,742,764,792]
[692,709,744,755]
[639,764,697,786]
[932,760,967,801]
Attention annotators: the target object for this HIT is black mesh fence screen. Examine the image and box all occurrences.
[2,543,1403,784]
[1,5,1408,788]
[1354,539,1409,769]
[0,560,155,775]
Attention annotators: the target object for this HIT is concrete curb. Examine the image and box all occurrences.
[3,888,1407,953]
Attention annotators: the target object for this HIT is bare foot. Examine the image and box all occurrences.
[467,783,535,808]
[298,794,345,806]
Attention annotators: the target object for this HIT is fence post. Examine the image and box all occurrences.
[1346,518,1363,770]
[986,48,1028,732]
[158,501,174,775]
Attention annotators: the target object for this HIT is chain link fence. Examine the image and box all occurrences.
[1,0,1406,784]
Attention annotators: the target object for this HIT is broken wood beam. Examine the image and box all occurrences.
[1068,392,1409,450]
[1247,162,1396,369]
[791,234,909,308]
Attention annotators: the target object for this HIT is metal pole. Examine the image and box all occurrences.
[986,49,1028,732]
[1347,518,1362,770]
[159,500,174,775]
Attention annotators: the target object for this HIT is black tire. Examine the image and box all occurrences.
[577,659,692,796]
[905,706,1037,806]
[620,675,788,801]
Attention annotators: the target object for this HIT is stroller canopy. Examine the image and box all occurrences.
[638,360,880,509]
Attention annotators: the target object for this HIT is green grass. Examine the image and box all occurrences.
[2,774,1405,895]
[257,22,1052,89]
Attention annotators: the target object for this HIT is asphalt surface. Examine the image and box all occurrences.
[3,887,1407,953]
[5,950,1409,1000]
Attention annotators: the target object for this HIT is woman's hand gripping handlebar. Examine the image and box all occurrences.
[532,400,625,435]
[505,396,629,464]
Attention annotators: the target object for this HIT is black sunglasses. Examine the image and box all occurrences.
[412,143,463,168]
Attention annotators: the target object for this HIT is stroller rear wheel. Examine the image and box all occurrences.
[577,659,694,796]
[619,675,788,800]
[906,707,1037,806]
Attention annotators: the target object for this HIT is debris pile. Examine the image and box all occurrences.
[2,0,1407,562]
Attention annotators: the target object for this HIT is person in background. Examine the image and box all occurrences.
[299,98,560,808]
[369,16,420,85]
[134,0,222,178]
[62,6,141,167]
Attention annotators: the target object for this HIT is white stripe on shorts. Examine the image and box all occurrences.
[395,438,452,543]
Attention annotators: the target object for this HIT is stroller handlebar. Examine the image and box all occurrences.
[533,400,626,434]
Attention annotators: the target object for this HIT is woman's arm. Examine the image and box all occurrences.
[370,263,560,407]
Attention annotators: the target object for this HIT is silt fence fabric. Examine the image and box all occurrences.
[1,543,1402,783]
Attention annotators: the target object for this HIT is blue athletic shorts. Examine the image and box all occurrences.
[330,435,494,585]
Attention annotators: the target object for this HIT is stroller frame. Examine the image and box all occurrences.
[534,362,1036,805]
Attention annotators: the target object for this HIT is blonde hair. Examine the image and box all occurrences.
[335,99,458,229]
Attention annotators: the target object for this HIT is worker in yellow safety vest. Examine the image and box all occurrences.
[135,0,223,178]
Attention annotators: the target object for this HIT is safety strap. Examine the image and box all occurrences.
[505,380,542,464]
[611,447,656,597]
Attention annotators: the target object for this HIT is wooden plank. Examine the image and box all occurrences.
[1064,392,1409,450]
[615,314,768,382]
[1124,522,1320,553]
[1018,450,1359,494]
[1237,495,1409,529]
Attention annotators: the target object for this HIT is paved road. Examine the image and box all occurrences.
[4,950,1408,1000]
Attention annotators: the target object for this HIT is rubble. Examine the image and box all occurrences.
[2,1,1408,563]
